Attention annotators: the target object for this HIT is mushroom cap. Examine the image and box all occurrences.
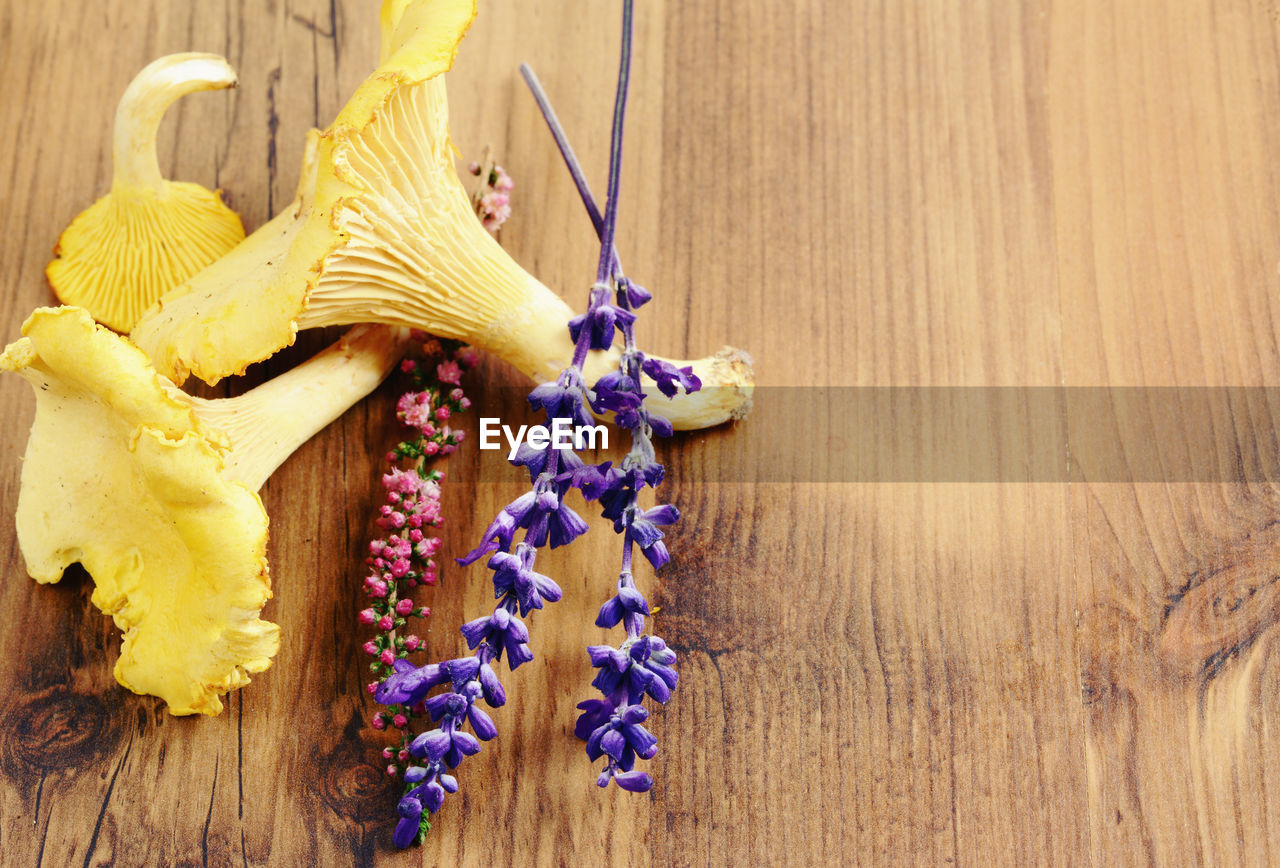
[130,0,479,385]
[1,306,277,716]
[47,182,245,333]
[46,53,246,334]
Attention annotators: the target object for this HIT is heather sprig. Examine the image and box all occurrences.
[467,146,514,233]
[359,339,474,798]
[380,0,699,844]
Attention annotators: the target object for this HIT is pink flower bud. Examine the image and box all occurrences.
[386,765,398,776]
[393,714,408,729]
[358,608,377,625]
[367,682,379,695]
[424,442,439,455]
[408,529,423,543]
[405,635,421,651]
[400,359,417,373]
[382,747,395,760]
[390,558,410,578]
[460,397,472,410]
[363,641,378,656]
[371,715,386,731]
[454,430,467,443]
[378,616,394,631]
[450,388,464,401]
[436,361,462,385]
[417,606,431,618]
[398,749,410,761]
[396,598,414,615]
[379,649,396,665]
[434,406,451,421]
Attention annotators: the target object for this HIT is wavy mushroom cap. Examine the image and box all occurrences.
[46,53,245,333]
[1,307,275,716]
[48,183,244,332]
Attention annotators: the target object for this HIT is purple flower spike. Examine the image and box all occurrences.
[613,770,655,792]
[490,549,565,616]
[410,729,452,763]
[376,661,447,707]
[528,372,597,431]
[641,357,701,398]
[616,277,651,309]
[569,284,636,350]
[595,582,651,629]
[393,801,422,849]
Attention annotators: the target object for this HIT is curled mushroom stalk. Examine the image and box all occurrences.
[47,53,245,333]
[1,307,412,715]
[130,0,753,430]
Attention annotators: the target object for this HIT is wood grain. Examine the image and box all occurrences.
[4,0,1280,864]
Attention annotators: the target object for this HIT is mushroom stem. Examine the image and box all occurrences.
[187,325,414,490]
[112,53,238,192]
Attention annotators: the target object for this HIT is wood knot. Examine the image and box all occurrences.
[1,689,119,774]
[317,739,400,823]
[1159,535,1280,676]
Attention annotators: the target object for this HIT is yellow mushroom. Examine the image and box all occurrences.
[1,307,411,715]
[47,53,245,333]
[130,0,752,430]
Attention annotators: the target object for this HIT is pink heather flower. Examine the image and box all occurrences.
[371,716,386,731]
[393,714,408,729]
[417,607,431,618]
[424,442,439,455]
[450,388,464,401]
[397,392,434,430]
[396,598,414,615]
[382,467,424,496]
[404,635,421,651]
[378,616,394,631]
[398,749,410,762]
[380,649,396,665]
[363,641,378,656]
[436,360,462,385]
[434,406,451,422]
[383,747,395,760]
[369,582,389,599]
[368,682,380,695]
[459,398,472,410]
[390,558,411,578]
[408,529,423,543]
[358,608,377,625]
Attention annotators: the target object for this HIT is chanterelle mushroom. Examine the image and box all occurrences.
[47,53,245,333]
[1,307,411,715]
[130,0,752,430]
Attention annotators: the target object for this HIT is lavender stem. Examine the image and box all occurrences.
[595,0,634,285]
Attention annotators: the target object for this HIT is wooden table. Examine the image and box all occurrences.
[5,0,1280,864]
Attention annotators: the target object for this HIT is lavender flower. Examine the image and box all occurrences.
[381,1,700,846]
